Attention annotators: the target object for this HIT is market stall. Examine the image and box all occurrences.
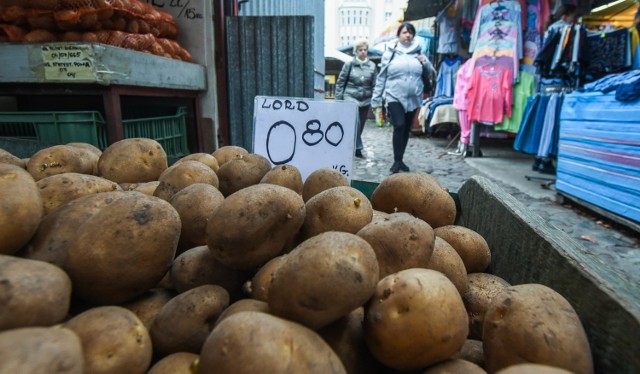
[0,0,212,158]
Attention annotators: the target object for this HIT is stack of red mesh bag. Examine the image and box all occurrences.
[0,0,192,62]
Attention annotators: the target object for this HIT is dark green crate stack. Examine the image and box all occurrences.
[0,108,189,160]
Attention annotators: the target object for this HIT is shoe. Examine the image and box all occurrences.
[355,149,363,158]
[399,161,410,172]
[538,159,556,175]
[389,162,401,174]
[532,157,542,171]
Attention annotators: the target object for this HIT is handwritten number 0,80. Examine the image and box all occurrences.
[265,120,345,165]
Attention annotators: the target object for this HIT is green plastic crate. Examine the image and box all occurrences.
[123,107,189,160]
[0,111,106,147]
[0,107,189,160]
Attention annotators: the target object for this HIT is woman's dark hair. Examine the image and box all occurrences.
[545,4,578,30]
[396,22,416,37]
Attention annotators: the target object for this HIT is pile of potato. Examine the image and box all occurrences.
[0,138,594,373]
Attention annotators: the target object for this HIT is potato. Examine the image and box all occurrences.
[150,285,229,355]
[98,138,168,183]
[154,160,219,201]
[268,231,379,330]
[121,180,160,196]
[317,307,381,374]
[422,359,487,373]
[495,363,574,373]
[120,288,177,331]
[0,255,71,331]
[244,255,285,302]
[483,284,593,374]
[434,225,491,273]
[199,311,346,374]
[451,339,485,368]
[371,209,390,223]
[18,191,127,267]
[169,183,224,253]
[64,306,152,374]
[214,298,270,327]
[300,186,373,240]
[0,164,43,255]
[169,246,251,300]
[67,142,102,158]
[260,164,303,195]
[207,184,305,270]
[0,148,26,168]
[37,172,121,216]
[216,153,272,196]
[302,167,349,202]
[211,145,248,166]
[370,172,456,228]
[462,273,511,340]
[357,212,434,279]
[27,145,94,181]
[148,352,199,374]
[364,269,468,371]
[174,152,220,172]
[0,326,84,374]
[64,192,181,305]
[426,236,468,295]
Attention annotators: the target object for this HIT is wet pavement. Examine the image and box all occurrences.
[352,120,640,287]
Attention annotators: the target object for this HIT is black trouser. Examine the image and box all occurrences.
[387,102,416,163]
[356,105,370,151]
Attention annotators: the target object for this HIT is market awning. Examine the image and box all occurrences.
[403,0,455,21]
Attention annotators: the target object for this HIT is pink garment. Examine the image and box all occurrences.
[453,59,473,110]
[458,109,472,145]
[467,65,513,123]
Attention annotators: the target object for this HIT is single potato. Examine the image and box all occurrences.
[0,326,84,374]
[207,184,305,270]
[483,283,594,374]
[150,285,230,355]
[0,255,72,331]
[64,306,152,374]
[174,152,220,172]
[268,231,379,330]
[169,183,225,253]
[199,311,346,374]
[147,352,200,374]
[364,268,468,371]
[98,138,168,183]
[434,225,492,273]
[154,160,219,201]
[462,272,511,340]
[211,145,249,166]
[302,167,349,202]
[426,236,468,295]
[357,212,435,279]
[260,164,303,195]
[371,172,456,228]
[27,144,95,181]
[0,163,43,255]
[37,172,121,216]
[300,186,373,240]
[216,153,272,196]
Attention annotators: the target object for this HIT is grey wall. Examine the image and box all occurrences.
[226,16,314,149]
[238,0,325,99]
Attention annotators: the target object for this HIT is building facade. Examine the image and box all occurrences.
[325,0,408,50]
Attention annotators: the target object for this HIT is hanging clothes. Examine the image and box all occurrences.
[435,55,462,97]
[469,0,523,80]
[467,65,513,123]
[513,94,550,154]
[437,5,462,54]
[496,70,535,133]
[586,27,632,80]
[453,59,474,144]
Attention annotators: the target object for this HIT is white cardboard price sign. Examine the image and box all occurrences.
[253,96,358,182]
